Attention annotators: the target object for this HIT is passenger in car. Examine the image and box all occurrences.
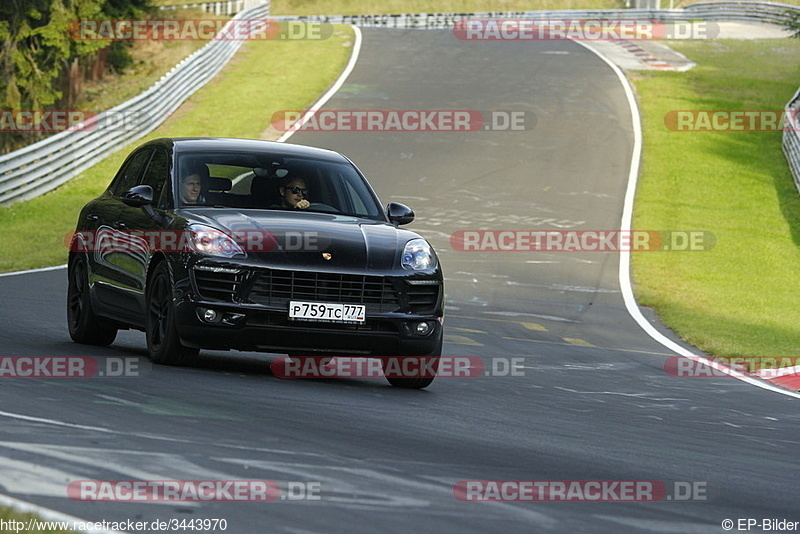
[180,166,207,205]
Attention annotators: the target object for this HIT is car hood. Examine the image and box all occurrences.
[183,208,415,271]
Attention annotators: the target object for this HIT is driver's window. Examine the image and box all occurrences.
[109,148,152,197]
[139,148,170,208]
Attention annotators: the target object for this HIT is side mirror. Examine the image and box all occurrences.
[387,202,414,226]
[121,185,154,207]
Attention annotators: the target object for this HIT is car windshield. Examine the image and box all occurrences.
[175,152,385,220]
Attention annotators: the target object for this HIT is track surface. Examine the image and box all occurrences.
[1,29,799,533]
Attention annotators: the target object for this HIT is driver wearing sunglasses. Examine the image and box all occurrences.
[279,177,310,210]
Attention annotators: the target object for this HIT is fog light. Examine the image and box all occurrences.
[415,321,432,336]
[201,308,219,323]
[222,312,245,325]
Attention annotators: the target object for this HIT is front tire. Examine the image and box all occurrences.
[146,262,198,366]
[382,336,442,389]
[67,256,117,346]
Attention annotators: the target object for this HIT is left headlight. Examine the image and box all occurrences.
[401,238,436,270]
[188,224,245,258]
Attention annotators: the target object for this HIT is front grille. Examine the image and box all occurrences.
[193,266,243,302]
[246,271,401,314]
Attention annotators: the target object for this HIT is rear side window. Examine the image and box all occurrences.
[109,148,153,196]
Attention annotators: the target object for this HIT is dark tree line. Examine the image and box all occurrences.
[788,9,800,39]
[1,0,152,153]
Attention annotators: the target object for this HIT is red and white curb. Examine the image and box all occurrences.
[614,40,672,70]
[755,366,800,392]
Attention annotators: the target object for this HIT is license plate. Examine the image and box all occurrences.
[288,301,365,324]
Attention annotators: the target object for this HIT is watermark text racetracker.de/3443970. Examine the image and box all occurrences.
[1,518,229,533]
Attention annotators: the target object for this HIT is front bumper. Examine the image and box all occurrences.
[174,300,442,355]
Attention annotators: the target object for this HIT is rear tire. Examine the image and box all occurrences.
[146,262,198,366]
[67,256,117,346]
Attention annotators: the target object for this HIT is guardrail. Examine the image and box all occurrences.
[2,0,798,205]
[0,1,269,205]
[683,1,798,24]
[784,88,800,192]
[158,0,264,16]
[268,2,799,28]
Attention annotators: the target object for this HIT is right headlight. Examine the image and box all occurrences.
[401,238,437,270]
[187,224,245,258]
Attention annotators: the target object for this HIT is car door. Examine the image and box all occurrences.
[108,146,173,323]
[90,146,153,318]
[127,146,173,318]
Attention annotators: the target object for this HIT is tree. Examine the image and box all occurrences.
[0,0,152,153]
[786,9,800,39]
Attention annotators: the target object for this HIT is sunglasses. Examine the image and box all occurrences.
[285,186,308,195]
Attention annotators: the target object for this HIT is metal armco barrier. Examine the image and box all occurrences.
[1,0,798,205]
[784,87,800,192]
[158,0,264,16]
[270,2,799,28]
[0,1,269,205]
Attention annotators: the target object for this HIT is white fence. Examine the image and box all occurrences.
[0,1,269,205]
[1,0,799,205]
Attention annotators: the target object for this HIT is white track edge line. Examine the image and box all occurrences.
[0,264,66,278]
[573,39,800,400]
[276,25,363,143]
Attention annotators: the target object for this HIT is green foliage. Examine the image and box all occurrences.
[0,0,153,153]
[786,9,800,38]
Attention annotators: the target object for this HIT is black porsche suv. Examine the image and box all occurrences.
[67,138,444,388]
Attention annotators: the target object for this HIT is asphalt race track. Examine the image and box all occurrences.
[1,29,799,533]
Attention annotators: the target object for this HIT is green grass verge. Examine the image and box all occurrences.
[0,506,77,533]
[0,27,353,272]
[631,39,800,357]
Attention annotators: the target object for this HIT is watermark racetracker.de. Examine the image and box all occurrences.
[449,230,715,252]
[68,479,326,502]
[452,19,719,41]
[0,110,147,133]
[0,356,147,378]
[270,356,526,379]
[69,19,333,41]
[270,109,536,133]
[453,480,711,502]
